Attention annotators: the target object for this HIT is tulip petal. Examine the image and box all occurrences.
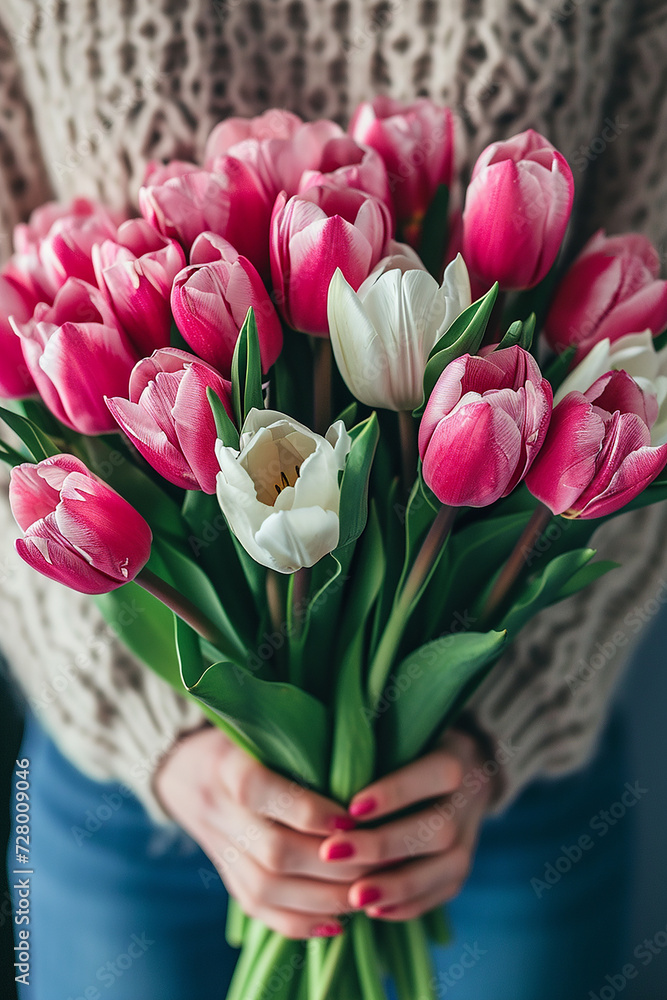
[577,441,667,518]
[254,507,340,573]
[16,532,120,594]
[105,395,199,491]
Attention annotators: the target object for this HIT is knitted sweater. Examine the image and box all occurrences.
[1,0,666,821]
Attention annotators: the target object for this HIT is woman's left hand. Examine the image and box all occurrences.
[320,729,500,920]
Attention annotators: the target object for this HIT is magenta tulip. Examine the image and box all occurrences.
[171,253,282,378]
[270,185,392,336]
[544,231,667,358]
[298,136,392,210]
[205,115,343,200]
[11,278,140,434]
[349,97,455,230]
[526,370,667,518]
[39,203,120,293]
[139,158,272,276]
[462,129,574,290]
[418,345,553,507]
[105,348,234,494]
[9,454,152,594]
[0,274,37,398]
[93,219,186,356]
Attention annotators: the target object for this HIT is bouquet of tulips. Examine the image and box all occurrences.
[2,100,667,999]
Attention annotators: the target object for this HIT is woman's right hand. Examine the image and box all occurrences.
[154,726,368,939]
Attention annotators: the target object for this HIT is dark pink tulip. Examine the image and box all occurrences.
[139,158,272,276]
[171,253,282,378]
[526,370,667,518]
[0,274,37,398]
[544,231,667,358]
[270,185,392,336]
[205,116,343,200]
[462,129,574,290]
[105,348,234,494]
[93,219,186,356]
[11,278,140,434]
[349,97,455,230]
[189,232,240,266]
[10,454,152,594]
[418,345,553,507]
[298,136,392,213]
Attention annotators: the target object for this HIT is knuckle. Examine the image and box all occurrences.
[449,845,471,884]
[261,829,289,874]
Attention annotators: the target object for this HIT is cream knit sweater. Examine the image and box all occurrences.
[0,0,666,820]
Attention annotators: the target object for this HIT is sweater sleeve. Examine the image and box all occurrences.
[0,473,207,823]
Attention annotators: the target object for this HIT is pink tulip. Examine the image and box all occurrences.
[418,345,553,507]
[298,136,392,212]
[204,109,303,157]
[189,232,240,266]
[11,278,140,434]
[9,454,152,594]
[93,219,186,356]
[526,370,667,518]
[171,253,282,378]
[544,231,667,358]
[139,158,272,276]
[462,129,574,290]
[39,203,120,293]
[105,348,234,493]
[0,275,37,399]
[349,97,455,230]
[270,185,392,336]
[205,115,343,200]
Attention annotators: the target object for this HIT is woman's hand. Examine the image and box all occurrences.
[154,727,372,940]
[319,729,499,921]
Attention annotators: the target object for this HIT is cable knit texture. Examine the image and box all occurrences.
[1,0,667,816]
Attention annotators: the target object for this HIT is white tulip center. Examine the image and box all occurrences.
[242,428,317,507]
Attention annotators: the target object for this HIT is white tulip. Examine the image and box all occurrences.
[215,408,351,574]
[327,252,472,411]
[554,331,667,444]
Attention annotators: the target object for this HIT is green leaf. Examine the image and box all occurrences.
[378,630,507,772]
[418,184,449,280]
[231,308,264,426]
[556,559,618,599]
[415,284,499,417]
[336,401,358,430]
[177,618,330,790]
[94,581,182,690]
[497,313,535,352]
[329,505,384,801]
[153,536,247,665]
[544,346,576,392]
[207,387,239,449]
[0,405,61,462]
[500,548,597,637]
[0,436,30,467]
[337,413,380,548]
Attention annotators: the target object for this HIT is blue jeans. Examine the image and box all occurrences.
[10,711,633,1000]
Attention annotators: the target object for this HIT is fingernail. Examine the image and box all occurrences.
[331,816,356,831]
[324,841,355,860]
[355,887,382,908]
[367,904,396,917]
[349,796,376,818]
[310,923,342,938]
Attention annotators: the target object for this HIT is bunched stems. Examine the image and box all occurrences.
[398,410,418,497]
[313,337,332,436]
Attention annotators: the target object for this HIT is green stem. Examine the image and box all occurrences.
[478,502,552,628]
[367,504,457,707]
[266,570,283,635]
[313,337,332,436]
[224,919,271,1000]
[225,896,246,950]
[406,918,437,1000]
[136,567,229,650]
[307,938,327,996]
[311,932,348,1000]
[398,410,418,497]
[380,924,413,999]
[352,914,386,1000]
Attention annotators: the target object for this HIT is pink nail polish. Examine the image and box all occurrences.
[356,887,382,908]
[325,841,355,860]
[367,904,397,917]
[331,816,357,831]
[349,796,376,818]
[311,923,342,938]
